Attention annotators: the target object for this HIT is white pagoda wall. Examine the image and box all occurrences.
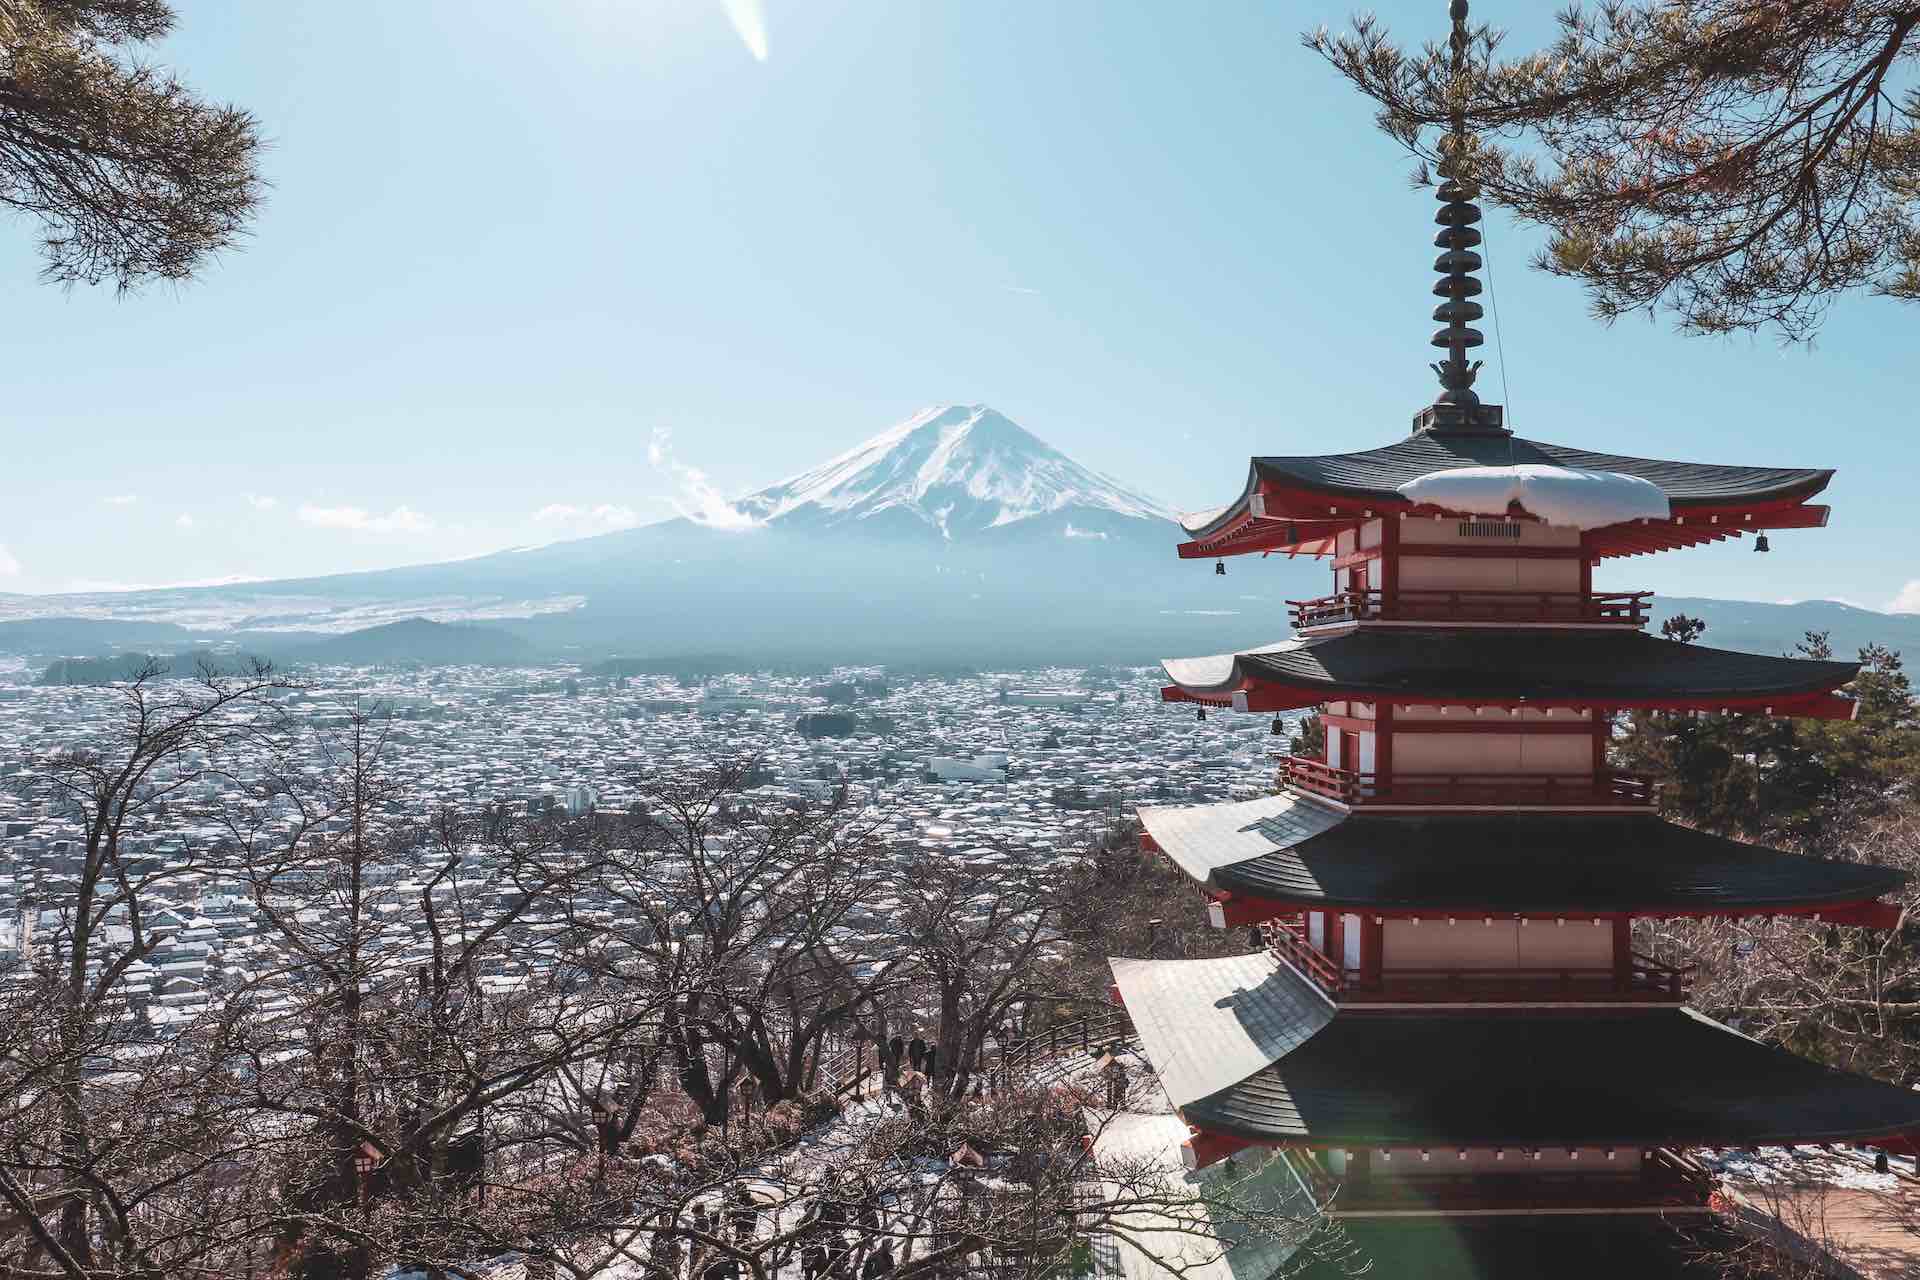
[1329,1147,1643,1176]
[1391,732,1591,775]
[1380,919,1613,970]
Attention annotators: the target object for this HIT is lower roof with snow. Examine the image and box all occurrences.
[1109,952,1332,1111]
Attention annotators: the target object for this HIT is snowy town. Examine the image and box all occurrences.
[0,658,1284,1022]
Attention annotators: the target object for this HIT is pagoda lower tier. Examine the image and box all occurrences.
[1159,629,1859,719]
[1110,952,1920,1188]
[1292,1215,1738,1279]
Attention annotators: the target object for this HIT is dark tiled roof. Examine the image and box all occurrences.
[1182,1008,1920,1147]
[1300,1216,1733,1280]
[1259,434,1828,507]
[1138,803,1905,912]
[1164,630,1859,702]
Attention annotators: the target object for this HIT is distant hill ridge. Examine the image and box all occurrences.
[31,620,534,683]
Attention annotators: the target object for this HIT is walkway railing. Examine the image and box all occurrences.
[1280,756,1658,810]
[815,1010,1136,1099]
[1288,588,1652,630]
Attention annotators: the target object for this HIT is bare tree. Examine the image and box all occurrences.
[890,856,1056,1105]
[217,708,681,1280]
[590,764,902,1121]
[2,658,293,1279]
[1652,802,1920,1082]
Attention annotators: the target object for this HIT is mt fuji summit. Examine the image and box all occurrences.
[736,405,1174,539]
[1,406,1284,663]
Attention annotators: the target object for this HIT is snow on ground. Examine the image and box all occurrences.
[1396,464,1671,530]
[1701,1145,1906,1193]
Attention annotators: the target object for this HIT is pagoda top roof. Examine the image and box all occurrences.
[1137,797,1905,917]
[1176,1005,1920,1148]
[1176,432,1834,561]
[1181,432,1829,535]
[1161,630,1859,717]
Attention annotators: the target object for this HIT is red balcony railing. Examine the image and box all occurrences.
[1266,917,1344,997]
[1279,755,1657,810]
[1286,1146,1713,1215]
[1288,588,1652,630]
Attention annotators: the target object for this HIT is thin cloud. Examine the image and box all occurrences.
[1003,285,1042,296]
[245,494,277,511]
[62,573,261,593]
[1891,581,1920,614]
[648,428,760,531]
[719,0,768,61]
[298,503,434,534]
[103,494,138,506]
[534,503,641,532]
[175,514,196,530]
[0,544,19,577]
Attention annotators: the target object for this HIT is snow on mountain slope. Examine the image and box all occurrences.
[734,405,1176,537]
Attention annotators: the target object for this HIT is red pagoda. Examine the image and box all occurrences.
[1108,4,1920,1274]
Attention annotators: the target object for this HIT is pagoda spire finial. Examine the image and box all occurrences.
[1415,0,1507,435]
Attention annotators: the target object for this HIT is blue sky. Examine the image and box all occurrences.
[2,0,1914,612]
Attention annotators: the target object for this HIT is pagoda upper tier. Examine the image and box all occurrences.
[1178,431,1831,562]
[1159,629,1859,719]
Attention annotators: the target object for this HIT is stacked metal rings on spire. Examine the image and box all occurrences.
[1430,0,1483,408]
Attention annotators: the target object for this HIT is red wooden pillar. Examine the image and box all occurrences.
[1374,702,1395,798]
[1612,916,1632,993]
[1327,911,1345,972]
[1363,916,1384,989]
[1379,516,1400,618]
[1591,708,1609,777]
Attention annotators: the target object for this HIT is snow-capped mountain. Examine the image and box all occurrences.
[734,405,1175,538]
[0,405,1274,663]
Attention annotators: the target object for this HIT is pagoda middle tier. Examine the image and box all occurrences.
[1140,798,1905,932]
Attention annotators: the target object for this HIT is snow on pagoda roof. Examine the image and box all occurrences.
[1109,952,1332,1111]
[1175,504,1234,538]
[1139,801,1905,915]
[1396,464,1670,529]
[1182,1007,1920,1149]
